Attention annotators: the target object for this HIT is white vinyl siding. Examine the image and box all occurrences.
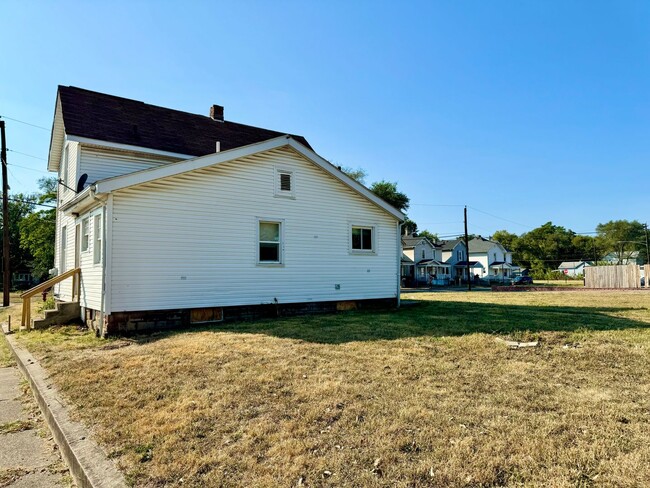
[79,147,180,183]
[77,208,104,311]
[59,141,79,205]
[109,146,399,312]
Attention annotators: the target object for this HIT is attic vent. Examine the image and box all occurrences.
[280,173,291,192]
[275,169,294,198]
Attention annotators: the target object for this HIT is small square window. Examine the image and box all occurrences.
[351,226,374,252]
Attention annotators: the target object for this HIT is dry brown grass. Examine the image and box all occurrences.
[14,290,650,487]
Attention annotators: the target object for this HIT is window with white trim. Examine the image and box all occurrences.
[81,218,89,252]
[351,226,374,252]
[93,215,102,264]
[258,220,282,264]
[274,169,294,198]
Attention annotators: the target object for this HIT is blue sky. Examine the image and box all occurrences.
[2,1,648,238]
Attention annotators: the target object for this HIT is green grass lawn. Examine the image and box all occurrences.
[14,290,650,487]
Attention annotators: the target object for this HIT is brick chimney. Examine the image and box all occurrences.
[210,104,224,122]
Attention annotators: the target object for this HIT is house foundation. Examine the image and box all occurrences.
[89,298,398,337]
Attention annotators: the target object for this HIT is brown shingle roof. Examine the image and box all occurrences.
[58,86,312,156]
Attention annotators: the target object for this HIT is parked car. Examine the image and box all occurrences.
[512,276,533,286]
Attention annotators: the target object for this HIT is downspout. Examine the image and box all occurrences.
[397,221,402,307]
[89,185,107,336]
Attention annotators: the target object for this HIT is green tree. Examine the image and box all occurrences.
[370,180,410,212]
[340,166,367,185]
[596,220,645,264]
[492,230,519,253]
[403,218,418,236]
[19,178,56,280]
[516,222,576,273]
[419,230,439,243]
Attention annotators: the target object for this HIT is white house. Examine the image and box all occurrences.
[467,236,514,280]
[401,234,449,286]
[557,261,592,277]
[46,86,404,335]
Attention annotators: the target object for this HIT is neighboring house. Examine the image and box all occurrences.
[602,251,643,265]
[557,261,592,277]
[467,236,514,280]
[401,234,450,286]
[12,268,37,290]
[47,86,404,336]
[440,239,477,280]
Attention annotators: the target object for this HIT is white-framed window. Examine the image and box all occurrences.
[93,215,102,264]
[81,218,89,252]
[274,168,294,198]
[421,249,425,259]
[457,249,463,260]
[351,225,374,253]
[61,145,69,194]
[258,220,283,264]
[60,226,67,273]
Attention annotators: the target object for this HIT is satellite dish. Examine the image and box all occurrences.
[76,173,88,193]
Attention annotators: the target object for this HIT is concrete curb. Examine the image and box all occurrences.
[2,331,127,488]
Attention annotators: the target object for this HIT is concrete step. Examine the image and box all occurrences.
[33,301,81,330]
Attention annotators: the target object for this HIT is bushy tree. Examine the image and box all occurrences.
[492,230,519,252]
[596,220,645,264]
[340,166,367,185]
[370,180,410,212]
[418,230,439,243]
[19,178,56,280]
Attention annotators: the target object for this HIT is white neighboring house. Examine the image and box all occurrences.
[467,236,514,280]
[401,234,450,286]
[557,261,592,277]
[48,86,404,336]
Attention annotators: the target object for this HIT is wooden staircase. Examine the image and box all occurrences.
[20,268,81,330]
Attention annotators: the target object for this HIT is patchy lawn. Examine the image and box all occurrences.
[14,290,650,487]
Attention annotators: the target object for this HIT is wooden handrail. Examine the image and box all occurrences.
[21,268,81,329]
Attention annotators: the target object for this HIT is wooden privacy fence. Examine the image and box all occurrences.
[584,264,647,289]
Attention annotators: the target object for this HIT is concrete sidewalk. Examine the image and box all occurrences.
[0,364,71,486]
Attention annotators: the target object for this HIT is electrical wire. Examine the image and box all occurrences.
[6,149,47,161]
[0,115,49,131]
[8,163,50,174]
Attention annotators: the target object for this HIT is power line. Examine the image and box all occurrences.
[0,115,49,131]
[412,203,465,207]
[8,163,50,174]
[6,149,47,161]
[1,194,56,209]
[468,206,533,229]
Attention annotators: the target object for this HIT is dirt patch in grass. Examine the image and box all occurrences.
[15,290,650,487]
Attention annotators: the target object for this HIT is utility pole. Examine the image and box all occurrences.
[464,206,471,291]
[643,222,650,264]
[0,121,9,307]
